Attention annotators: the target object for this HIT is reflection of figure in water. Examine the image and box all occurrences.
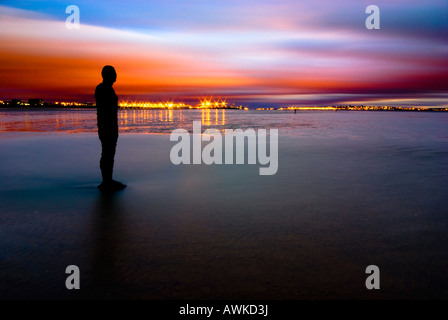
[95,65,126,191]
[89,193,126,298]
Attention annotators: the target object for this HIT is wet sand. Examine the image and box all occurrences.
[1,131,447,299]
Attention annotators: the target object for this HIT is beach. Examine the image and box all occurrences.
[1,109,448,299]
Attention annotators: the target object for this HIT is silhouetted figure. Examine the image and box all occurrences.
[95,65,126,191]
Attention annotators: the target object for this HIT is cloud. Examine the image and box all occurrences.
[0,2,447,106]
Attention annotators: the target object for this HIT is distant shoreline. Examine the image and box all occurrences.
[1,105,447,112]
[0,99,447,112]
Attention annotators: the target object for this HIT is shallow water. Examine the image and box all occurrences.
[1,107,447,139]
[0,109,447,299]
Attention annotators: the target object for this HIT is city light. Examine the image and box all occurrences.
[1,99,447,112]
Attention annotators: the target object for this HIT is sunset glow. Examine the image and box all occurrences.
[0,1,447,106]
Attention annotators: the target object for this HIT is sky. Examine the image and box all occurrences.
[0,0,447,106]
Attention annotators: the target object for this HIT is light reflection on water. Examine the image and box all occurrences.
[0,108,232,134]
[1,108,448,143]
